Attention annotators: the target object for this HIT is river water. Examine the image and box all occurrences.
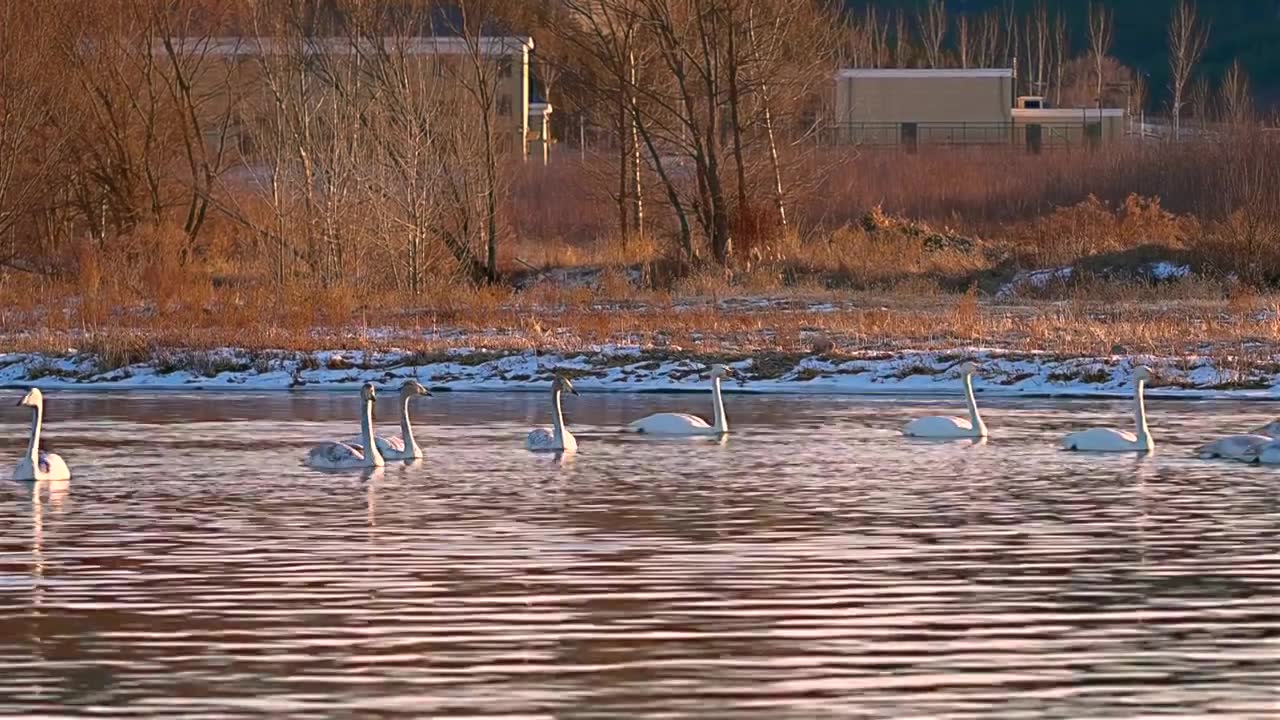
[1,390,1278,718]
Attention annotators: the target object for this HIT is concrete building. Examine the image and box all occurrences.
[832,68,1125,150]
[167,35,543,158]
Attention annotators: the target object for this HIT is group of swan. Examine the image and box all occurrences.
[904,362,1280,460]
[15,361,1280,478]
[306,380,432,470]
[904,362,1153,451]
[322,365,738,462]
[523,364,737,452]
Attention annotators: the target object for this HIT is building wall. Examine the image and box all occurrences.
[835,70,1013,125]
[830,69,1128,148]
[1012,109,1126,148]
[173,37,534,158]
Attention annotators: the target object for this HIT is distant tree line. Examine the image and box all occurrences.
[0,0,1271,294]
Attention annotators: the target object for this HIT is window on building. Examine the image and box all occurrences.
[497,56,512,79]
[498,95,512,117]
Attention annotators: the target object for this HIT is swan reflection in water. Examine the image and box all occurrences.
[16,478,69,602]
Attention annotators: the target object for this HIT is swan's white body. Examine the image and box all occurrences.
[1197,420,1280,463]
[1061,367,1154,453]
[1198,434,1274,462]
[628,365,733,436]
[903,363,987,439]
[350,380,429,460]
[12,389,70,482]
[527,376,578,452]
[307,384,384,470]
[1257,441,1280,465]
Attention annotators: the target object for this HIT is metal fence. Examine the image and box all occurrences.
[818,122,1113,151]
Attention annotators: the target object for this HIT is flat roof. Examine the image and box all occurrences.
[152,36,534,57]
[836,68,1013,79]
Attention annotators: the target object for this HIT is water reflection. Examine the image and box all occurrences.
[0,391,1278,717]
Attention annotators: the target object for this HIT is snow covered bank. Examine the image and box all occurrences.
[2,346,1280,399]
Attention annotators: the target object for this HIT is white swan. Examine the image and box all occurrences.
[306,383,385,469]
[527,375,578,452]
[903,361,987,439]
[1257,440,1280,465]
[627,364,735,435]
[350,380,430,460]
[12,388,70,482]
[1061,366,1155,453]
[1198,434,1274,462]
[1199,419,1280,462]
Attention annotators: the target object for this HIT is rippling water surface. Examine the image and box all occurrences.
[2,390,1279,718]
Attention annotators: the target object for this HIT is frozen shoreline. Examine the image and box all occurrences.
[2,346,1280,400]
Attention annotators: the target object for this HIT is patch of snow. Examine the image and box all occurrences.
[996,267,1074,300]
[1144,261,1191,281]
[2,346,1280,400]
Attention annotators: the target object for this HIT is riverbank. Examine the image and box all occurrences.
[4,344,1280,399]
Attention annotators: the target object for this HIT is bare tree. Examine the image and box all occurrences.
[1167,0,1209,138]
[974,9,1001,68]
[866,6,890,69]
[1189,74,1211,128]
[452,0,515,283]
[891,9,910,68]
[1051,11,1068,106]
[917,0,947,69]
[0,2,68,272]
[1087,2,1114,107]
[1023,3,1049,97]
[1219,60,1253,127]
[956,14,971,70]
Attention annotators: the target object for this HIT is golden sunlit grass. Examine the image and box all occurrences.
[4,271,1278,372]
[6,136,1280,375]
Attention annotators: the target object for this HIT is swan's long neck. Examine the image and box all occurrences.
[963,373,986,435]
[551,389,566,445]
[711,377,728,434]
[25,402,42,463]
[1133,378,1151,443]
[360,397,382,465]
[399,394,419,454]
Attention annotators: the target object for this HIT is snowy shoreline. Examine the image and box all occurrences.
[3,346,1280,400]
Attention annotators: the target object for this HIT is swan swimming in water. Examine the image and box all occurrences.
[350,380,430,460]
[627,364,736,436]
[1198,434,1273,462]
[1198,419,1280,463]
[12,388,71,482]
[527,375,578,452]
[306,383,385,470]
[1061,366,1155,453]
[902,361,988,439]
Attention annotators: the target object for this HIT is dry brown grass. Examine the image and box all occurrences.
[6,134,1280,370]
[4,267,1280,366]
